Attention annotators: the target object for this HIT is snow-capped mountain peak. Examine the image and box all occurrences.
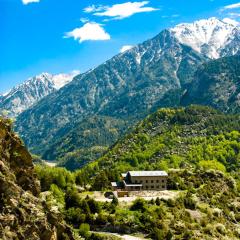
[21,71,78,90]
[170,17,240,59]
[0,71,80,117]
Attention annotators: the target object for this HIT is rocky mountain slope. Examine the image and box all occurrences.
[182,55,240,113]
[0,72,77,118]
[0,118,76,239]
[15,29,207,159]
[15,18,240,163]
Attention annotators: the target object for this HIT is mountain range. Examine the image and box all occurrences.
[9,17,240,166]
[0,71,78,118]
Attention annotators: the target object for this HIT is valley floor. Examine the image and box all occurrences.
[44,160,57,167]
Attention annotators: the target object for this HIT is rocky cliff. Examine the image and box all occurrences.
[0,118,76,240]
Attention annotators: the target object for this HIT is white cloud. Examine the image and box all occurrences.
[84,5,106,13]
[223,2,240,10]
[120,45,134,53]
[80,18,89,23]
[228,12,240,17]
[22,0,40,4]
[219,3,240,21]
[84,1,159,20]
[64,22,110,43]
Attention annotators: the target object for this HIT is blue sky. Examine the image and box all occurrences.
[1,0,240,93]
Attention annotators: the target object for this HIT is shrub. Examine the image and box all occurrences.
[130,198,147,212]
[215,223,226,235]
[79,223,91,238]
[184,195,197,210]
[155,197,161,206]
[199,160,226,172]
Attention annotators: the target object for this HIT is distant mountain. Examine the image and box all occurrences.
[171,17,240,59]
[182,55,240,113]
[0,72,78,117]
[15,17,240,164]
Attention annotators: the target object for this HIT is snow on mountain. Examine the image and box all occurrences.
[0,71,79,117]
[51,70,80,89]
[170,17,240,59]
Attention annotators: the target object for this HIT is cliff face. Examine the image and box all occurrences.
[0,118,75,240]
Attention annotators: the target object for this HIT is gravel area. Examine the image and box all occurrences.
[89,190,180,203]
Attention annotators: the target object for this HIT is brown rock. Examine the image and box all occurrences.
[0,118,77,240]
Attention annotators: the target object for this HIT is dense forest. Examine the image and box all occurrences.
[63,105,240,182]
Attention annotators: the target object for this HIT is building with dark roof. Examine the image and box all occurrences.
[111,171,168,191]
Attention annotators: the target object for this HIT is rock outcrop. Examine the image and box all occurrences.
[0,118,76,240]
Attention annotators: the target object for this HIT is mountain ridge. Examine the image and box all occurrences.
[0,71,78,118]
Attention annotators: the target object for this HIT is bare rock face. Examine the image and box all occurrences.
[0,118,75,240]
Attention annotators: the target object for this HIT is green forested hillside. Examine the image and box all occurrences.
[34,105,240,239]
[36,164,240,240]
[68,106,240,183]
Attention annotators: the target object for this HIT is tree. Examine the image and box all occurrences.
[65,187,81,209]
[199,160,226,172]
[155,197,161,206]
[56,174,66,189]
[79,223,91,239]
[87,198,101,213]
[130,198,146,212]
[92,171,109,190]
[81,199,91,214]
[111,195,119,206]
[50,184,65,208]
[66,208,85,226]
